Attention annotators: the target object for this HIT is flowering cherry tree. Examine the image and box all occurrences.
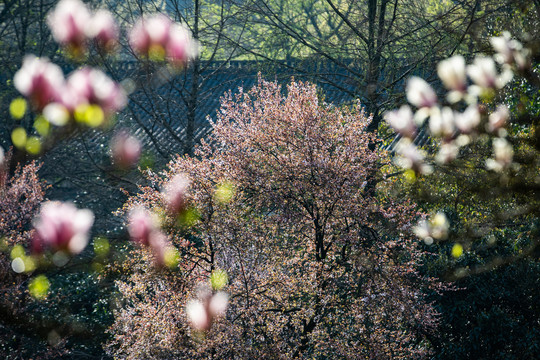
[106,78,440,359]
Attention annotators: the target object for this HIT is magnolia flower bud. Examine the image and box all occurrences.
[406,77,438,108]
[32,201,94,255]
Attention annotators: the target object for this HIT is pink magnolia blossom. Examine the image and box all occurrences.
[111,131,142,168]
[129,14,172,57]
[65,67,127,114]
[162,174,190,215]
[166,23,196,66]
[127,207,159,247]
[47,0,91,50]
[32,201,94,255]
[129,14,197,66]
[406,77,438,108]
[127,207,172,264]
[14,55,64,110]
[87,9,119,51]
[384,105,416,138]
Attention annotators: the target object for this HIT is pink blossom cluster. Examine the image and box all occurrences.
[185,285,228,331]
[129,14,198,66]
[127,207,172,265]
[384,33,529,174]
[47,0,118,54]
[14,56,126,124]
[32,201,94,255]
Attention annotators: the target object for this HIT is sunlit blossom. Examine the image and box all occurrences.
[394,139,432,174]
[127,207,159,247]
[454,105,480,134]
[490,32,529,69]
[406,77,438,108]
[47,0,91,51]
[163,173,190,215]
[486,137,513,171]
[384,105,416,138]
[87,9,119,51]
[111,130,142,168]
[186,288,229,331]
[14,55,64,110]
[429,107,454,138]
[437,55,467,93]
[487,105,509,133]
[467,57,512,90]
[32,201,94,255]
[435,142,459,164]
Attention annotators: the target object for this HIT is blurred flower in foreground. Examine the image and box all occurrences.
[162,173,190,215]
[87,9,119,51]
[413,212,450,245]
[186,284,228,332]
[32,201,94,255]
[406,77,438,109]
[14,55,64,110]
[129,14,197,66]
[47,0,91,53]
[111,130,142,168]
[490,31,530,70]
[394,139,432,175]
[384,105,416,138]
[127,207,177,266]
[47,0,119,54]
[486,138,513,172]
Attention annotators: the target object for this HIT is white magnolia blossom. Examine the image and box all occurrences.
[384,105,416,137]
[487,105,510,133]
[454,105,480,133]
[486,137,513,171]
[436,142,459,164]
[395,139,432,174]
[437,55,467,93]
[467,56,513,90]
[406,77,438,108]
[43,103,70,126]
[490,31,529,69]
[429,107,455,138]
[413,212,449,244]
